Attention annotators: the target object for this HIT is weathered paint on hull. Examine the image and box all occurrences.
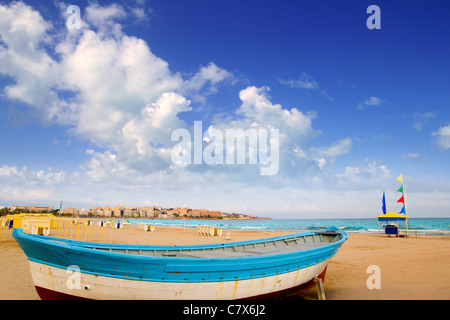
[14,227,347,300]
[29,260,329,300]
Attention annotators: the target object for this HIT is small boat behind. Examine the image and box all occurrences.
[13,226,347,300]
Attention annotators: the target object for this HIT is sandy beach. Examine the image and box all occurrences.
[0,224,449,300]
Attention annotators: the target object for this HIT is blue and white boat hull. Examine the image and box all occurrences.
[28,259,330,300]
[13,227,347,300]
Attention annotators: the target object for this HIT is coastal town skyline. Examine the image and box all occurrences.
[1,204,263,220]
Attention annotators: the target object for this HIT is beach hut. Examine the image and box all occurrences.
[8,213,55,229]
[377,212,409,236]
[377,174,409,237]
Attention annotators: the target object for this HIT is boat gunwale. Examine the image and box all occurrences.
[13,227,348,285]
[13,227,347,262]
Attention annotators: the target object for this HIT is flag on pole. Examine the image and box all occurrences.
[399,205,406,214]
[397,194,405,204]
[397,184,404,193]
[396,174,403,184]
[382,191,387,215]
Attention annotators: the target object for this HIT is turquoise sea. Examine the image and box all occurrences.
[128,218,450,236]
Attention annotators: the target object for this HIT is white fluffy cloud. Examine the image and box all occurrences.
[414,111,436,131]
[0,1,352,179]
[185,62,234,93]
[357,96,383,110]
[278,73,319,90]
[0,1,362,214]
[236,86,316,137]
[433,124,450,150]
[336,159,392,188]
[59,29,183,126]
[85,2,127,27]
[1,2,237,170]
[0,1,64,124]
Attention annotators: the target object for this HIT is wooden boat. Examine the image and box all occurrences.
[12,226,347,300]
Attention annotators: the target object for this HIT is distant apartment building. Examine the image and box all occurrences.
[123,209,133,218]
[13,206,54,213]
[177,208,189,217]
[188,209,202,217]
[112,209,122,218]
[137,208,146,218]
[61,208,79,215]
[185,209,223,218]
[91,207,103,216]
[79,209,89,216]
[146,210,154,218]
[205,211,223,218]
[138,207,155,218]
[80,204,229,219]
[159,212,168,219]
[168,211,175,219]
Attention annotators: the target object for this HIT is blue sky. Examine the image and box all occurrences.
[0,0,449,218]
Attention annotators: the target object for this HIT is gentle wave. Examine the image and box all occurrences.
[125,218,450,236]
